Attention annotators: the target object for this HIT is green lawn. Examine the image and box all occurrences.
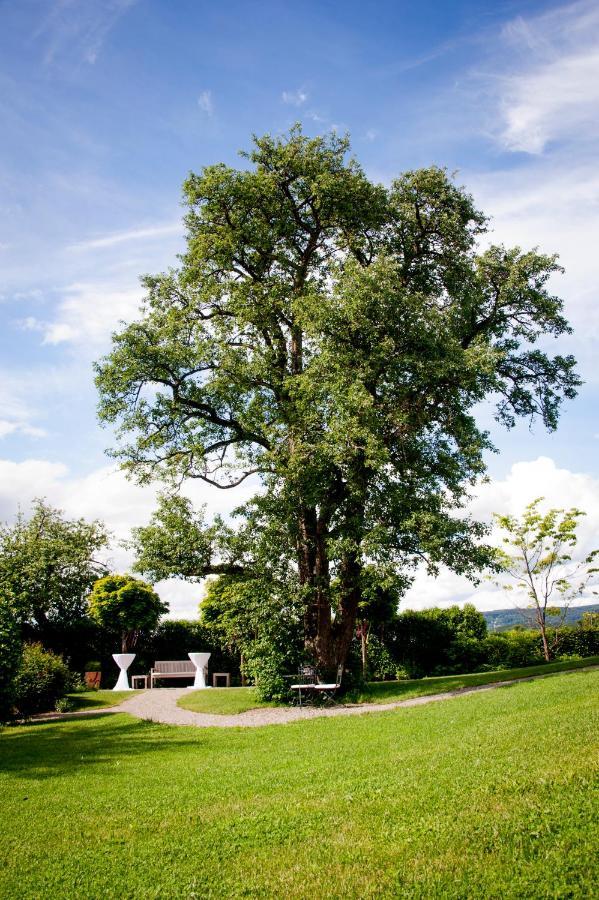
[1,668,597,898]
[355,655,599,704]
[66,690,140,711]
[178,656,599,715]
[178,686,279,715]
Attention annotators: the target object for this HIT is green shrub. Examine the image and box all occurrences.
[245,648,292,703]
[55,697,75,713]
[365,635,397,680]
[394,665,411,681]
[388,605,488,677]
[442,634,489,674]
[0,597,21,720]
[553,624,599,658]
[13,643,73,716]
[482,631,544,669]
[85,660,101,671]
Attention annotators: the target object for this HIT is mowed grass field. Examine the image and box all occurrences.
[1,669,597,899]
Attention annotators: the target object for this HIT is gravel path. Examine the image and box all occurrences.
[115,680,519,728]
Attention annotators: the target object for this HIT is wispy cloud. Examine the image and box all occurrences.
[282,88,308,106]
[0,419,46,439]
[0,367,67,440]
[197,89,214,115]
[21,282,143,347]
[489,0,599,153]
[34,0,138,66]
[466,156,599,378]
[67,221,182,252]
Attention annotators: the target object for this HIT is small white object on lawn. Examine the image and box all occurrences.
[112,653,136,691]
[188,652,211,689]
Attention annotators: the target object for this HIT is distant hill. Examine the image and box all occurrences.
[482,604,599,632]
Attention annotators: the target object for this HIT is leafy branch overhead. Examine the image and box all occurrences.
[96,126,580,672]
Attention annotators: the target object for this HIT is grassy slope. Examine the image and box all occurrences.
[355,655,599,704]
[177,656,599,715]
[66,690,140,711]
[1,669,597,899]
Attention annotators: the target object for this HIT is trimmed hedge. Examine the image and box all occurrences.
[390,622,599,676]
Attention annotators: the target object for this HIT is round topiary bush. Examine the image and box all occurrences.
[13,643,73,716]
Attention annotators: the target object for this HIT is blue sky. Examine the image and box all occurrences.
[1,0,598,615]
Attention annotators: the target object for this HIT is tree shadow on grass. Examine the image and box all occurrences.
[0,714,212,780]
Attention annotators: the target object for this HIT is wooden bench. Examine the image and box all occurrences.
[150,660,197,688]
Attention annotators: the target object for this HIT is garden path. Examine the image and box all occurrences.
[27,665,596,727]
[115,680,518,727]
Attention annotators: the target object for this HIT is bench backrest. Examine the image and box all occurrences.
[153,661,196,674]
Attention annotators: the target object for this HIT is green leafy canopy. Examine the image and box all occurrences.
[88,574,168,653]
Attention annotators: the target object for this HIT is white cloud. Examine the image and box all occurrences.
[0,419,45,439]
[282,88,308,106]
[490,1,599,153]
[499,49,599,154]
[21,282,143,348]
[403,456,599,612]
[67,222,181,252]
[197,90,214,115]
[0,371,60,441]
[463,155,599,378]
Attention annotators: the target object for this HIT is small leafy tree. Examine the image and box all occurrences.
[580,610,599,628]
[0,499,109,633]
[493,499,599,660]
[200,574,303,695]
[355,569,403,677]
[88,574,168,653]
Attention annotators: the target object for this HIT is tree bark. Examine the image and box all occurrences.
[539,620,551,661]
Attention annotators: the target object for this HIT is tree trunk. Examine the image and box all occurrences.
[331,548,362,671]
[540,622,551,661]
[297,456,367,675]
[360,624,368,677]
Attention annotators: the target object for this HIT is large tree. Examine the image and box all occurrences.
[96,127,578,673]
